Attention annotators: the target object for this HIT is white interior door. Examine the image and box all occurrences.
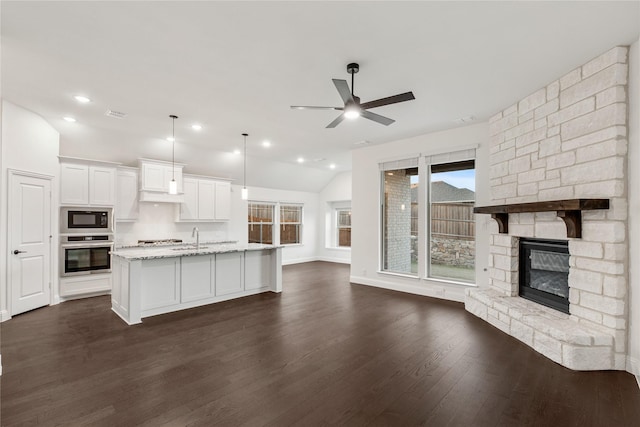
[9,171,52,316]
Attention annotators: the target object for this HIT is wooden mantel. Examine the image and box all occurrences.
[473,199,610,238]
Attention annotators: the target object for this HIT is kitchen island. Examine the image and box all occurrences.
[110,243,282,324]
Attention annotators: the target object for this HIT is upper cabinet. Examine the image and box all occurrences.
[116,167,139,222]
[178,175,231,222]
[60,157,118,206]
[138,158,185,203]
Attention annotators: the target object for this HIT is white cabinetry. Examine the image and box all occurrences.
[215,252,244,296]
[60,163,89,205]
[140,258,180,311]
[181,255,215,302]
[215,181,231,220]
[178,174,232,222]
[111,247,282,325]
[60,158,117,206]
[138,159,185,203]
[60,274,112,298]
[116,167,139,221]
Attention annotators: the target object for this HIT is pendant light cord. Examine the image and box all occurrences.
[242,133,248,189]
[171,115,176,180]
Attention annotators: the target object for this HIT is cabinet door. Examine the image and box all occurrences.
[245,250,270,290]
[214,181,231,220]
[215,252,243,296]
[89,166,116,206]
[181,255,214,302]
[140,258,180,310]
[60,163,89,205]
[198,180,216,220]
[116,169,139,221]
[141,163,167,192]
[180,178,198,220]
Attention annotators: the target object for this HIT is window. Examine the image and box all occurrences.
[280,204,302,245]
[248,202,274,244]
[381,158,419,275]
[337,209,351,247]
[428,159,475,283]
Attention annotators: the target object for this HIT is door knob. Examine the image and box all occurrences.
[13,249,26,255]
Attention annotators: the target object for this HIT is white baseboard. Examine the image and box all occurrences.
[316,256,351,264]
[349,275,466,303]
[282,256,319,266]
[0,310,11,322]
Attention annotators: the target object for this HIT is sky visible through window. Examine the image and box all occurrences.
[409,169,475,191]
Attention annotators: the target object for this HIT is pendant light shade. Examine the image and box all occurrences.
[241,133,248,200]
[169,115,178,195]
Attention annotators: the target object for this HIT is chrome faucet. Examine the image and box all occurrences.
[192,227,200,250]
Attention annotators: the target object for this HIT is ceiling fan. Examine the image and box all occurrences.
[291,62,416,128]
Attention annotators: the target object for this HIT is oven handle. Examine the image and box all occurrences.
[61,242,114,248]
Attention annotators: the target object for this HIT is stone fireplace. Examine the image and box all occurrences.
[465,46,629,370]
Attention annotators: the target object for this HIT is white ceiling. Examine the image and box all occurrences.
[2,1,639,192]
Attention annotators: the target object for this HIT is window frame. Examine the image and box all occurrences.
[336,208,352,248]
[279,204,303,246]
[424,157,476,284]
[247,202,275,244]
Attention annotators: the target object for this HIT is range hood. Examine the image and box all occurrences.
[138,158,186,204]
[138,191,185,203]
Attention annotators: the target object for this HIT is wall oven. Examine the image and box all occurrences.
[60,235,113,277]
[60,207,113,234]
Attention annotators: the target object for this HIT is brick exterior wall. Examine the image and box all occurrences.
[467,46,629,370]
[383,171,412,273]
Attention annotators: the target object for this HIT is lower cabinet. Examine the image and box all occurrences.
[60,274,111,298]
[140,258,180,311]
[245,251,271,290]
[111,248,282,325]
[181,255,215,302]
[215,252,244,296]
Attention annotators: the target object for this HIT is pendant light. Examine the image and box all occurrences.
[241,133,248,200]
[168,115,178,195]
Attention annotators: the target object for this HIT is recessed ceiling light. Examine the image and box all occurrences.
[233,149,241,155]
[166,136,175,142]
[297,157,305,163]
[63,116,77,122]
[262,140,271,148]
[191,124,202,131]
[74,95,91,103]
[329,163,336,169]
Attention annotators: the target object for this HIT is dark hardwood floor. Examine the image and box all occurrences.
[2,261,639,426]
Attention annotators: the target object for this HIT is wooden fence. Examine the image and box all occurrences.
[411,202,475,238]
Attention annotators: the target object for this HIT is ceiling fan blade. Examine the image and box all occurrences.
[326,114,346,128]
[290,105,342,110]
[332,79,354,104]
[360,92,415,110]
[361,110,395,126]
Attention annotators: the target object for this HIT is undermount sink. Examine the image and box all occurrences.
[171,246,209,251]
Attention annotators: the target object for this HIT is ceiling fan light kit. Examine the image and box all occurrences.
[291,62,415,128]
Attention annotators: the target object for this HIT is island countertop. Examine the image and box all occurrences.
[111,243,282,260]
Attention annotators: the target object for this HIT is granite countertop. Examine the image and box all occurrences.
[111,242,282,260]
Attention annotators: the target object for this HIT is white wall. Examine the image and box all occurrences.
[350,122,490,303]
[318,171,352,264]
[627,39,640,381]
[1,101,60,319]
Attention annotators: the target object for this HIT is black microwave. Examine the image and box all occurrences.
[60,207,113,234]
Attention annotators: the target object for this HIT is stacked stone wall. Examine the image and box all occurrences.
[468,46,629,370]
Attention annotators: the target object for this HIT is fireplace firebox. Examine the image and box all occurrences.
[519,238,570,314]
